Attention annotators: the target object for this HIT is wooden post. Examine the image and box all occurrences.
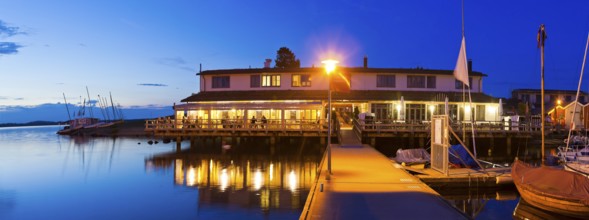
[506,136,512,156]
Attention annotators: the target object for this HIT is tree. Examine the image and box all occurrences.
[275,47,300,68]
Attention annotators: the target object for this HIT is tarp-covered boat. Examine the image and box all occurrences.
[511,159,589,218]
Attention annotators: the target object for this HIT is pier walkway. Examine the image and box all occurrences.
[300,142,466,219]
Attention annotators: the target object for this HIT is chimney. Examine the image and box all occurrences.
[363,56,368,68]
[468,59,472,73]
[264,59,272,68]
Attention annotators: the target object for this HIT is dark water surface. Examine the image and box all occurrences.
[0,126,321,220]
[2,126,577,219]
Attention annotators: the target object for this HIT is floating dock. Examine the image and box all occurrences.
[406,166,513,188]
[300,143,468,219]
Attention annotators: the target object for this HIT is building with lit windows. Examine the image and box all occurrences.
[153,59,501,137]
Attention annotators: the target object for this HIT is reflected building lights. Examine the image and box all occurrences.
[175,159,184,185]
[187,166,197,186]
[220,168,229,191]
[288,170,297,192]
[254,169,263,190]
[269,163,274,181]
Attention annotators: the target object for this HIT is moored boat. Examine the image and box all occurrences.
[564,161,589,178]
[511,159,589,218]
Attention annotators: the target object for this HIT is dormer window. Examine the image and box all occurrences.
[262,74,281,87]
[292,74,311,87]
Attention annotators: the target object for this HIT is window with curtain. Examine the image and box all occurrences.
[212,76,230,88]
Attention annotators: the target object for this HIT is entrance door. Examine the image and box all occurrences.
[406,104,425,123]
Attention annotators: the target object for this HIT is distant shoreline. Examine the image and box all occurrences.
[0,121,61,128]
[1,119,150,138]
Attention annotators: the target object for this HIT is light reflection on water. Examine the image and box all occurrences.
[0,125,321,220]
[146,147,320,215]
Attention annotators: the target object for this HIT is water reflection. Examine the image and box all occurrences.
[434,187,519,219]
[147,143,321,214]
[512,199,584,220]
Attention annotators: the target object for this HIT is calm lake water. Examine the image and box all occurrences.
[1,125,572,219]
[0,126,321,220]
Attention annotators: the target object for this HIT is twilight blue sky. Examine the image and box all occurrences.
[1,0,589,123]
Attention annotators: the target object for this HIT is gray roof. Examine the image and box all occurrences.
[197,67,487,77]
[181,90,497,103]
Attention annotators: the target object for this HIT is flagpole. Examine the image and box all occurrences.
[461,0,476,158]
[461,0,466,144]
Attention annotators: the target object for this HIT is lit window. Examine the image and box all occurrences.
[262,75,281,87]
[292,74,311,87]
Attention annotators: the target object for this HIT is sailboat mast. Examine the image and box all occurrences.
[109,92,117,120]
[86,86,94,119]
[565,33,589,155]
[62,93,72,121]
[539,24,547,166]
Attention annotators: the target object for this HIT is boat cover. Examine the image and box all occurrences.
[512,160,589,205]
[449,144,479,168]
[394,148,430,163]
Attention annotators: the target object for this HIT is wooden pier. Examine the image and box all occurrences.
[300,130,467,219]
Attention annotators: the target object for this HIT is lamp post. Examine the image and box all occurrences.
[322,59,338,176]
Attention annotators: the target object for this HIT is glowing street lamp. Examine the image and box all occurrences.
[322,59,338,176]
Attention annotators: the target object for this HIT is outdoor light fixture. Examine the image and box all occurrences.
[322,59,338,176]
[557,100,562,105]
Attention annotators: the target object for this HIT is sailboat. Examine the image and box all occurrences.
[558,32,589,178]
[57,89,124,135]
[512,24,589,218]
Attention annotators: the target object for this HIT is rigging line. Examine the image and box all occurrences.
[564,32,589,158]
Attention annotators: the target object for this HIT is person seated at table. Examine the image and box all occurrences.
[261,115,267,128]
[251,116,257,128]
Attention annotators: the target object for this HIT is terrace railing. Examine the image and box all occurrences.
[145,118,327,133]
[146,117,546,135]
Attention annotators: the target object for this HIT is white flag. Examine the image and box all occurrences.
[453,37,469,87]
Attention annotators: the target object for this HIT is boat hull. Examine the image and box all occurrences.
[515,183,589,218]
[564,162,589,178]
[512,160,589,218]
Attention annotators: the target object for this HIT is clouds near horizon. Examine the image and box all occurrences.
[138,83,168,87]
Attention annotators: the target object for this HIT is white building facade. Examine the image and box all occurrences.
[174,65,500,127]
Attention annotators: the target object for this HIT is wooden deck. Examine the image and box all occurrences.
[353,119,543,138]
[145,117,544,139]
[145,118,329,137]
